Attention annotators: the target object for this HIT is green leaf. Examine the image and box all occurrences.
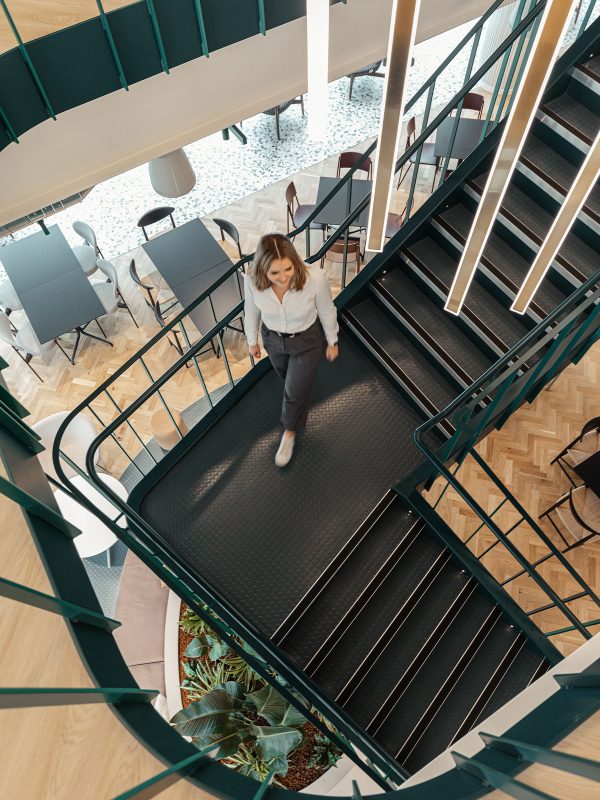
[280,703,307,728]
[170,689,240,737]
[192,722,246,759]
[251,724,302,762]
[206,634,230,661]
[216,681,245,703]
[246,685,289,726]
[267,754,289,776]
[185,637,209,659]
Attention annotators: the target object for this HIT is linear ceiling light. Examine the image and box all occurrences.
[512,130,600,314]
[307,0,329,141]
[444,0,578,316]
[366,0,421,252]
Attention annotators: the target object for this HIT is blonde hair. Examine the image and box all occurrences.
[250,234,308,291]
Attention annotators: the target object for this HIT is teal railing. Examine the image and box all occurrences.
[44,0,600,790]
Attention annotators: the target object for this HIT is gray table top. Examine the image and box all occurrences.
[0,226,105,343]
[314,177,372,227]
[142,219,240,335]
[434,117,486,162]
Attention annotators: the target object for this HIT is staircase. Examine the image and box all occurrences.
[64,11,600,793]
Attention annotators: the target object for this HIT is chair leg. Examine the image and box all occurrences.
[275,108,281,141]
[349,76,355,100]
[300,95,305,115]
[55,339,72,362]
[14,348,43,381]
[119,291,139,328]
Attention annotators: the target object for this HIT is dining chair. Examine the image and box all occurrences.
[336,151,373,179]
[73,221,104,257]
[212,218,245,265]
[551,416,600,486]
[396,116,440,192]
[73,244,98,277]
[0,309,59,381]
[93,259,138,328]
[456,92,485,119]
[0,278,22,315]
[540,485,600,551]
[137,207,176,242]
[323,236,362,276]
[262,96,304,140]
[154,300,218,359]
[32,410,99,481]
[347,61,385,100]
[285,181,326,239]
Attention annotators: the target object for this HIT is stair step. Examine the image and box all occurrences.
[341,556,471,729]
[346,297,459,415]
[402,619,521,772]
[372,268,495,386]
[403,236,534,352]
[470,173,599,282]
[437,202,568,315]
[541,91,600,145]
[278,498,417,669]
[472,647,549,728]
[372,592,498,761]
[310,525,445,700]
[579,54,600,83]
[519,133,600,224]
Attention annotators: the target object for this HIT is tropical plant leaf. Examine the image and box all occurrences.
[216,681,245,703]
[170,689,240,737]
[280,703,307,728]
[250,724,302,762]
[267,754,289,776]
[245,685,289,726]
[183,661,197,678]
[192,722,246,759]
[185,636,209,659]
[206,634,230,661]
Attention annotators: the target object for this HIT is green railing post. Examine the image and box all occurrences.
[452,751,557,798]
[480,732,600,782]
[257,0,266,35]
[112,743,220,799]
[0,401,44,453]
[493,0,538,126]
[0,475,81,539]
[0,103,18,143]
[0,687,158,708]
[252,768,275,800]
[554,672,600,688]
[0,577,120,632]
[0,0,56,119]
[145,0,169,74]
[96,0,129,90]
[193,0,210,57]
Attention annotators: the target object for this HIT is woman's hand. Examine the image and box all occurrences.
[326,344,339,362]
[249,344,262,359]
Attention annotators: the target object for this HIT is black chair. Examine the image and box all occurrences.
[397,116,441,192]
[137,206,176,241]
[551,416,600,486]
[285,181,326,239]
[154,301,218,360]
[347,61,385,100]
[212,217,245,266]
[262,96,304,140]
[540,485,600,551]
[129,259,156,309]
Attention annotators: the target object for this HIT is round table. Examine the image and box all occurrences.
[55,474,127,564]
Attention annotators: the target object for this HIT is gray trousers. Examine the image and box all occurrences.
[262,320,326,432]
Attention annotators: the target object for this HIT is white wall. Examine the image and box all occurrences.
[0,0,494,226]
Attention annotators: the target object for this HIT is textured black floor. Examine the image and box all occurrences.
[139,331,442,635]
[543,92,600,143]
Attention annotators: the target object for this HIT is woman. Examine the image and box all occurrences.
[244,233,339,467]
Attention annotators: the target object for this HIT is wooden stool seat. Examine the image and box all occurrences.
[150,409,189,450]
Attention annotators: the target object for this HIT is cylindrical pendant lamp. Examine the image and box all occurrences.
[148,148,196,198]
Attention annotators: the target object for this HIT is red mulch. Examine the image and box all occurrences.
[177,603,336,791]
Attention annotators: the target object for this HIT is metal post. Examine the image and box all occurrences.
[178,320,214,407]
[0,475,80,539]
[96,1,129,90]
[104,389,158,466]
[193,0,210,57]
[139,357,183,440]
[0,687,157,708]
[257,0,266,35]
[145,0,169,74]
[0,104,18,143]
[405,81,434,222]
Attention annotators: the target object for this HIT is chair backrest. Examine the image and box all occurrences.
[460,92,485,117]
[128,259,152,290]
[570,486,600,536]
[405,116,416,149]
[337,151,372,178]
[137,206,175,229]
[96,258,119,298]
[73,220,98,250]
[325,237,361,264]
[0,309,15,346]
[212,218,240,245]
[154,300,167,328]
[285,181,298,210]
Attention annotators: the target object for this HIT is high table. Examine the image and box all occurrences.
[0,226,109,362]
[142,219,243,338]
[434,117,486,162]
[314,177,372,228]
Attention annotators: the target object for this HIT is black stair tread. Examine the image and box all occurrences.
[582,55,600,81]
[348,297,459,412]
[342,558,471,729]
[405,236,533,350]
[403,619,521,773]
[472,646,548,728]
[373,590,497,760]
[374,268,495,382]
[471,175,598,280]
[280,500,416,669]
[438,202,568,314]
[311,527,445,700]
[542,92,600,144]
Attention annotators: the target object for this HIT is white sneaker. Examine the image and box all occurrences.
[275,433,295,467]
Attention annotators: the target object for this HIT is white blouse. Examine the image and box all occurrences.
[244,267,339,346]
